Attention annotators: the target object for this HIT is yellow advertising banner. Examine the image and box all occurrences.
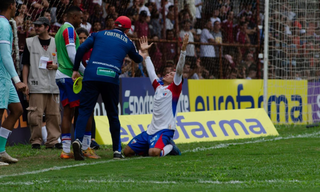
[188,80,308,124]
[95,108,278,145]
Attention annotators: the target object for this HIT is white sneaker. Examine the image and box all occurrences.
[0,161,9,166]
[0,152,18,163]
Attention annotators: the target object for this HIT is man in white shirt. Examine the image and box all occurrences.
[200,20,217,78]
[123,34,189,157]
[180,20,196,66]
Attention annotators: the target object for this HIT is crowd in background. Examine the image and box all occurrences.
[14,0,262,79]
[268,2,320,81]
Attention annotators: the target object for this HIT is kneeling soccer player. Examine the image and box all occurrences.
[123,34,189,157]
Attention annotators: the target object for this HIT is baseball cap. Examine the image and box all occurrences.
[115,16,132,31]
[33,17,50,26]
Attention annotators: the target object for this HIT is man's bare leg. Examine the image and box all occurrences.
[61,105,74,155]
[0,103,23,163]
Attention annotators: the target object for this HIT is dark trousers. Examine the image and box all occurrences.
[75,81,121,152]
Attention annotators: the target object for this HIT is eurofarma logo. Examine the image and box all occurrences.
[94,109,279,145]
[188,80,308,124]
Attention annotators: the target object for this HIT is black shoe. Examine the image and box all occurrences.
[72,139,85,161]
[55,143,62,149]
[90,140,100,150]
[169,140,181,156]
[113,151,124,159]
[46,143,63,149]
[32,144,41,149]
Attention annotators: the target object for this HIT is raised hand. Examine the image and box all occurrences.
[139,36,153,51]
[181,33,189,51]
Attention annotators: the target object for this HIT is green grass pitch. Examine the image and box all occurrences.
[1,125,320,192]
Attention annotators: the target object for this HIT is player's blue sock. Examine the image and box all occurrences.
[0,127,11,153]
[82,132,91,150]
[160,144,173,157]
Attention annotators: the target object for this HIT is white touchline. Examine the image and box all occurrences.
[0,179,303,186]
[182,131,320,153]
[0,131,319,180]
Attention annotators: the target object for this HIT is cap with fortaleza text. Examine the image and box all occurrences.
[115,16,133,31]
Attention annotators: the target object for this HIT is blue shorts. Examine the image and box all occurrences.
[56,78,79,108]
[0,79,20,109]
[128,129,174,156]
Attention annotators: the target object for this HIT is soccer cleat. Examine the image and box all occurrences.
[113,151,124,159]
[72,139,85,161]
[60,151,74,159]
[82,148,101,159]
[169,140,181,156]
[90,139,100,150]
[0,152,18,163]
[0,161,9,166]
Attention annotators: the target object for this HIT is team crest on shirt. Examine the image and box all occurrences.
[131,139,137,144]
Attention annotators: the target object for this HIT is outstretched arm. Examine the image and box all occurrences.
[174,34,189,85]
[139,36,158,85]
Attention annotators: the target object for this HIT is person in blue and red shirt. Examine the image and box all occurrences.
[72,16,143,160]
[123,34,189,158]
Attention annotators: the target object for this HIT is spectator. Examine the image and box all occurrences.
[134,10,149,38]
[212,21,223,57]
[236,22,250,56]
[183,60,199,79]
[92,21,102,33]
[126,0,140,21]
[138,0,151,22]
[55,0,70,27]
[221,10,234,43]
[163,29,177,62]
[246,66,257,79]
[26,0,49,20]
[238,3,252,17]
[41,10,58,37]
[165,11,174,30]
[88,4,105,29]
[149,35,162,74]
[120,57,133,78]
[210,8,221,28]
[15,4,29,29]
[246,13,257,45]
[149,3,161,38]
[180,20,196,66]
[21,17,61,150]
[80,11,92,33]
[104,15,115,30]
[200,21,217,77]
[194,0,203,28]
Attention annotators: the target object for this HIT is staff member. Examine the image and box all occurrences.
[72,16,143,160]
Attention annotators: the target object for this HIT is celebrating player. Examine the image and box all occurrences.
[123,34,189,157]
[0,0,27,165]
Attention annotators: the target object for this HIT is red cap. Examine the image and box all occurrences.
[115,16,132,31]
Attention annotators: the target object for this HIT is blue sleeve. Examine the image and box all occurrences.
[0,43,19,80]
[73,33,95,71]
[127,42,143,64]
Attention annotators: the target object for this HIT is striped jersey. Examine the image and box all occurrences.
[55,22,79,77]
